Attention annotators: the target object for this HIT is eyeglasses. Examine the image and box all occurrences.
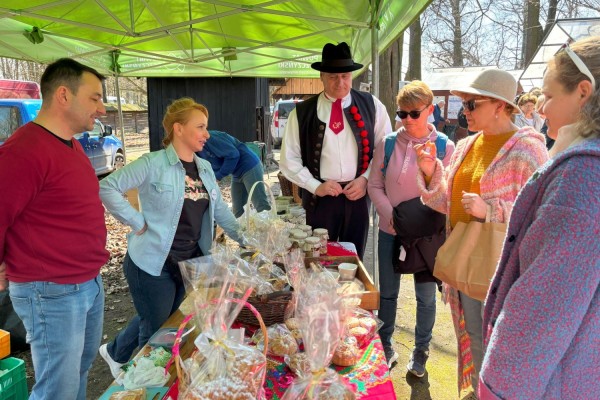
[397,106,429,120]
[462,99,491,112]
[558,43,596,92]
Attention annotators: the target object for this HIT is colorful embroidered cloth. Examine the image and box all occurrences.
[264,337,396,399]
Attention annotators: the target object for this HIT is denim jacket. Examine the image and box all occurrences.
[99,145,241,276]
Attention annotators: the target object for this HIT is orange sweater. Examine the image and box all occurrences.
[450,131,515,227]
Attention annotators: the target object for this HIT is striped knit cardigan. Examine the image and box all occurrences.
[416,126,549,393]
[479,137,600,399]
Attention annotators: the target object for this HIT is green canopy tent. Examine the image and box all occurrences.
[0,0,428,80]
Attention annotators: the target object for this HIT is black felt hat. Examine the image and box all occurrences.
[311,42,363,73]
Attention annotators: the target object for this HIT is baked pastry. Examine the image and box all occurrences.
[345,317,360,330]
[287,352,311,376]
[359,317,378,334]
[290,328,303,341]
[349,326,369,347]
[332,336,360,367]
[109,388,146,400]
[270,333,299,356]
[285,317,300,331]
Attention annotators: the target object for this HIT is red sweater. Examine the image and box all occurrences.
[0,122,109,283]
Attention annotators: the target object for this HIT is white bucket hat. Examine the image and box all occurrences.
[450,69,520,113]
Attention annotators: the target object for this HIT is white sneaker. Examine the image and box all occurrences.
[99,343,124,379]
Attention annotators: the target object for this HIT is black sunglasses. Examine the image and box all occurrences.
[397,106,429,120]
[462,99,491,112]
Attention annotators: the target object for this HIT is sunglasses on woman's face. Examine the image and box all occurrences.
[397,106,429,119]
[462,98,491,112]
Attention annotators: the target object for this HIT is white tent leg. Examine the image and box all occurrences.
[114,75,127,163]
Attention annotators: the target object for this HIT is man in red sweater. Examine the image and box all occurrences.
[0,58,109,400]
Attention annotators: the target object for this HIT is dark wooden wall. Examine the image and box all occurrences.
[98,111,149,134]
[147,77,270,152]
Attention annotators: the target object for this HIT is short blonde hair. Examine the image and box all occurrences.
[396,80,433,110]
[518,93,537,107]
[162,97,209,147]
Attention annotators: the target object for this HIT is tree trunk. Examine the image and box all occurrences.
[522,0,543,67]
[376,37,402,121]
[405,17,422,81]
[544,0,558,35]
[451,0,464,66]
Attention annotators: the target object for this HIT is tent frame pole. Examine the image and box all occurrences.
[114,75,127,163]
[370,18,380,291]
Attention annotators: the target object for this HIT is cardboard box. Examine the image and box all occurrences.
[305,256,379,310]
[0,329,9,359]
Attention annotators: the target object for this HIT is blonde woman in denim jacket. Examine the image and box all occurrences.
[97,98,242,377]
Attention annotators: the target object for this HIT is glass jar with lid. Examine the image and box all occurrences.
[297,224,313,236]
[303,236,321,258]
[312,228,329,255]
[290,229,308,249]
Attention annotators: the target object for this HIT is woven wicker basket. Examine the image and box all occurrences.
[236,290,292,327]
[277,172,301,204]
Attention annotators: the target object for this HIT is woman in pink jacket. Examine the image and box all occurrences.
[415,69,548,395]
[479,36,600,400]
[368,81,455,375]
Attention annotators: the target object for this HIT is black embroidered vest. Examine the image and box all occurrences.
[295,89,376,209]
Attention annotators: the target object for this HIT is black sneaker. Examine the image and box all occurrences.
[407,348,429,377]
[384,346,399,369]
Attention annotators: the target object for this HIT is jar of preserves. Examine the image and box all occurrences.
[312,228,329,255]
[303,236,321,258]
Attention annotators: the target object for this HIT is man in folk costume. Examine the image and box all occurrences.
[280,42,392,258]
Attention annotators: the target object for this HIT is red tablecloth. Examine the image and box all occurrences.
[264,336,396,399]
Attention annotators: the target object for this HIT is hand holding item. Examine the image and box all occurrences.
[315,180,343,198]
[461,191,487,219]
[342,176,367,200]
[414,141,437,178]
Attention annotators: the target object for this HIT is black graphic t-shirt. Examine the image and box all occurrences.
[171,159,209,256]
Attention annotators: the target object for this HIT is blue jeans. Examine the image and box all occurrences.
[378,230,437,350]
[9,276,104,400]
[231,163,271,218]
[107,253,186,363]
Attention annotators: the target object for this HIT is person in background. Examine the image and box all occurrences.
[479,36,600,399]
[280,42,392,258]
[433,99,446,129]
[368,81,455,372]
[535,94,554,150]
[415,69,548,395]
[514,93,544,131]
[0,58,109,400]
[197,129,271,218]
[98,98,242,378]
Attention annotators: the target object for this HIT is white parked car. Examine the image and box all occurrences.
[271,99,302,148]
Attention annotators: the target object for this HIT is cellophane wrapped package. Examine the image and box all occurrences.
[281,270,355,400]
[176,252,266,400]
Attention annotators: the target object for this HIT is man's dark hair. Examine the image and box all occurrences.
[40,58,105,99]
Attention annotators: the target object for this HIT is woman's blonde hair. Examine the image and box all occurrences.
[548,36,600,138]
[396,80,433,110]
[162,97,209,147]
[518,93,537,107]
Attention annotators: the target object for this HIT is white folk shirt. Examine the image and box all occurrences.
[280,92,392,194]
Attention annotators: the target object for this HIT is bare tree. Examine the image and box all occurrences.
[522,0,544,67]
[405,17,423,80]
[377,37,402,121]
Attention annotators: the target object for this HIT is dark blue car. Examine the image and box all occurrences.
[0,99,124,175]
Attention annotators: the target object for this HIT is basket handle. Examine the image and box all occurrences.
[165,297,269,374]
[244,181,277,229]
